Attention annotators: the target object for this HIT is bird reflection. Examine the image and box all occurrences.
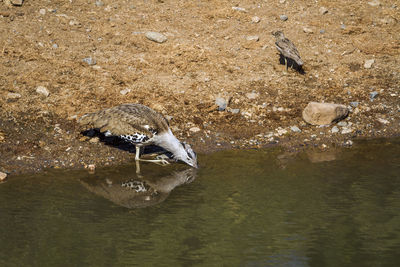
[80,165,197,209]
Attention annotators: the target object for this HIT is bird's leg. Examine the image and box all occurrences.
[285,57,288,71]
[134,146,170,166]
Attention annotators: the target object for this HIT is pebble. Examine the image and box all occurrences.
[232,7,246,12]
[230,108,240,114]
[377,118,389,124]
[340,24,346,30]
[36,86,50,97]
[320,29,326,34]
[350,101,359,107]
[0,171,7,181]
[215,97,227,111]
[290,126,301,133]
[189,127,201,133]
[331,126,339,133]
[276,128,288,136]
[120,88,131,95]
[246,35,259,41]
[83,57,96,65]
[319,7,328,15]
[145,31,167,43]
[69,19,81,26]
[89,137,100,143]
[337,121,348,127]
[251,16,261,23]
[39,9,46,15]
[87,164,96,172]
[11,0,23,6]
[368,0,381,7]
[279,15,288,21]
[303,27,314,34]
[245,92,259,99]
[52,44,58,49]
[95,0,104,7]
[7,92,21,99]
[364,59,375,69]
[344,140,354,146]
[369,91,378,101]
[341,127,353,134]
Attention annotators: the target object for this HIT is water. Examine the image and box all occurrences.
[1,139,400,266]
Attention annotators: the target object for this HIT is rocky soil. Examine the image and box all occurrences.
[0,0,399,175]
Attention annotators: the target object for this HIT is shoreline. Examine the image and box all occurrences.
[1,0,399,175]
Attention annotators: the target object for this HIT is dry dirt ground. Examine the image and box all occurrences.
[0,0,399,175]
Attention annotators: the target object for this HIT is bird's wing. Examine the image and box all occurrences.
[275,38,303,65]
[79,104,168,138]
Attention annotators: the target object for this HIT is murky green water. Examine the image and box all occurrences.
[1,139,400,267]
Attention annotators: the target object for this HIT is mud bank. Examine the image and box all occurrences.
[1,0,399,175]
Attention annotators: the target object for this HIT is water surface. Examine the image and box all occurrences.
[1,139,400,266]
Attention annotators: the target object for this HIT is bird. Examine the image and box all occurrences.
[78,103,198,168]
[272,31,304,70]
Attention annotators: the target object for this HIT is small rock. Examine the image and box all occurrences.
[341,127,353,134]
[87,164,96,172]
[276,128,288,136]
[364,59,375,69]
[246,35,259,41]
[89,137,100,143]
[52,44,58,49]
[344,140,354,146]
[120,88,131,95]
[320,29,326,34]
[95,0,104,7]
[290,126,301,133]
[319,7,328,15]
[7,92,21,99]
[251,16,261,23]
[0,171,7,181]
[337,121,348,127]
[377,118,389,124]
[303,27,314,34]
[189,127,201,133]
[350,101,359,107]
[145,31,167,43]
[36,86,50,97]
[230,108,240,114]
[83,57,96,65]
[10,0,23,6]
[368,0,381,7]
[369,91,378,101]
[232,7,246,12]
[245,92,259,99]
[331,126,339,133]
[69,19,81,26]
[302,102,349,125]
[279,15,288,21]
[340,24,346,30]
[39,9,46,15]
[215,97,227,111]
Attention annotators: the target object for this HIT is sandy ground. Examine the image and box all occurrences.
[0,0,399,175]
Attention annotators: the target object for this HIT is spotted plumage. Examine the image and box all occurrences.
[273,31,303,69]
[79,103,198,168]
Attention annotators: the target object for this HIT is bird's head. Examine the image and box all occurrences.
[175,142,198,168]
[272,31,285,39]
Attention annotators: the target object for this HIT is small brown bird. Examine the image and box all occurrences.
[273,31,304,70]
[79,103,198,168]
